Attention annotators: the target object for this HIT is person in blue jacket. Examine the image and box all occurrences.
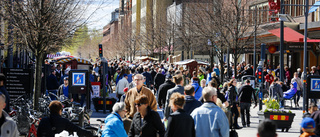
[102,102,127,137]
[283,82,297,99]
[191,77,203,100]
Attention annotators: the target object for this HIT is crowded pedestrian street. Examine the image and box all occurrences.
[2,0,320,137]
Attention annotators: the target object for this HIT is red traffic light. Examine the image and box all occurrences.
[258,72,262,75]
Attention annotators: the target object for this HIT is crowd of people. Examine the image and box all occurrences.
[3,57,320,137]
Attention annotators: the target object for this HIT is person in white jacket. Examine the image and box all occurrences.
[116,74,129,99]
[0,92,19,137]
[291,72,303,107]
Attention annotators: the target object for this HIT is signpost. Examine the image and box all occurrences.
[69,70,90,109]
[306,75,320,112]
[4,68,32,102]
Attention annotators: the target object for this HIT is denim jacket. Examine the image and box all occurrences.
[191,102,229,137]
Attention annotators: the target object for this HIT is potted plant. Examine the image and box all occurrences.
[92,89,117,112]
[257,98,295,132]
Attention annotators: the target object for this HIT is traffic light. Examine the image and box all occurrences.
[257,67,263,83]
[99,44,103,57]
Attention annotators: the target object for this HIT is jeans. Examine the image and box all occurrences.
[294,90,301,105]
[240,102,251,126]
[231,103,239,127]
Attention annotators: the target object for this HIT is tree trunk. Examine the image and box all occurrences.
[33,53,44,110]
[219,54,224,83]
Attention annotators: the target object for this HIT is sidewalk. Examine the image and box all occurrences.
[89,99,304,136]
[236,99,303,137]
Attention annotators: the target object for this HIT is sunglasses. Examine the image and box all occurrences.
[135,103,145,107]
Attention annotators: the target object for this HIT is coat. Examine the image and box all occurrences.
[238,84,257,104]
[128,107,165,137]
[154,73,165,91]
[165,109,195,137]
[283,82,297,99]
[37,113,93,137]
[191,82,203,100]
[190,102,229,137]
[102,113,127,137]
[157,80,175,108]
[164,85,184,118]
[116,77,129,95]
[125,86,157,118]
[269,83,283,100]
[1,111,19,137]
[142,72,152,86]
[183,95,202,115]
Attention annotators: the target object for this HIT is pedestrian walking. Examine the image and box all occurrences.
[47,70,60,100]
[238,79,257,127]
[101,102,127,137]
[291,72,303,107]
[165,93,195,137]
[191,87,229,137]
[128,95,165,137]
[183,85,202,114]
[116,74,129,99]
[191,77,203,100]
[158,75,175,109]
[125,74,157,119]
[226,79,242,129]
[164,75,184,119]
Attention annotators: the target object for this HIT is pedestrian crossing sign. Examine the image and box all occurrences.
[311,78,320,91]
[72,73,86,86]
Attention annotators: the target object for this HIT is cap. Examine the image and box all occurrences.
[166,74,172,79]
[123,74,128,77]
[64,77,69,80]
[300,117,315,129]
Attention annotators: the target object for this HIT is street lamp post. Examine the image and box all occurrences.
[302,0,309,114]
[280,0,284,82]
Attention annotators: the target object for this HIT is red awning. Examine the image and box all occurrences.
[268,27,320,42]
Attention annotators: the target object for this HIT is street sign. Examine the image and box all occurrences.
[310,78,320,91]
[307,76,320,99]
[72,72,86,86]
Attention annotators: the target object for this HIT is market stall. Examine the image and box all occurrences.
[174,59,209,75]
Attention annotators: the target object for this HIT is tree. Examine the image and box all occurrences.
[184,0,260,81]
[0,0,108,109]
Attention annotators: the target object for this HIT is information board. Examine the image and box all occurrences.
[4,68,32,101]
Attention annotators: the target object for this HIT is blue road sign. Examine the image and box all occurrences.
[72,73,86,86]
[311,78,320,91]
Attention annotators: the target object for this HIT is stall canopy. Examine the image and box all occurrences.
[54,56,92,65]
[136,56,159,62]
[52,56,92,69]
[174,59,209,66]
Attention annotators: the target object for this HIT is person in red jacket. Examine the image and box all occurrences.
[265,70,274,90]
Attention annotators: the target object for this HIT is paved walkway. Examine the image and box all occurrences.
[89,98,305,137]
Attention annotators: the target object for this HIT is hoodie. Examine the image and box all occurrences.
[283,82,297,99]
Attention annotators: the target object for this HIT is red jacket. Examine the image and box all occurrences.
[265,74,274,84]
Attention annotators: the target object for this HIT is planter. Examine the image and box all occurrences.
[92,97,117,112]
[257,111,295,132]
